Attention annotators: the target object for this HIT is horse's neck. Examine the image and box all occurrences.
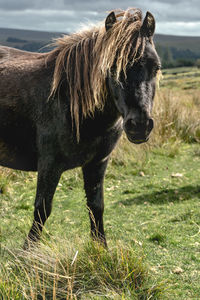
[88,94,121,131]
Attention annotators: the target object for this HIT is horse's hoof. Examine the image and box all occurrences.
[23,238,38,251]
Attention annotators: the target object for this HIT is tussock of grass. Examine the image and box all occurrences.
[152,90,200,145]
[0,238,164,299]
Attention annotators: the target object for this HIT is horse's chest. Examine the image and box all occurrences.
[61,125,122,170]
[62,136,105,169]
[50,116,123,170]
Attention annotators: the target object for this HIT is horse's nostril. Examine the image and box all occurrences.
[125,118,154,134]
[129,119,136,126]
[125,119,137,132]
[148,118,154,131]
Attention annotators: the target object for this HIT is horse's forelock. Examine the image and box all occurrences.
[50,8,146,141]
[97,9,144,79]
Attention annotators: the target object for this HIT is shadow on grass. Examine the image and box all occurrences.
[117,185,200,206]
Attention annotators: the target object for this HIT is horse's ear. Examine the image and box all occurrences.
[105,11,116,31]
[140,11,155,37]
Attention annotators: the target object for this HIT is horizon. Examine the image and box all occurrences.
[1,26,200,39]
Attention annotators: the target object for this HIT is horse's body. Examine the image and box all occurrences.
[0,46,120,172]
[0,9,161,247]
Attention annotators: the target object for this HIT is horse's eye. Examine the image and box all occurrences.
[153,65,161,77]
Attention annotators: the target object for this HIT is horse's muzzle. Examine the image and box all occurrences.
[126,134,149,144]
[124,118,154,144]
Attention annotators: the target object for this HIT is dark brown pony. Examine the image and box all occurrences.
[0,8,161,247]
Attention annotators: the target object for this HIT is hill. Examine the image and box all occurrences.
[155,34,200,68]
[0,27,200,66]
[154,34,200,55]
[0,28,63,52]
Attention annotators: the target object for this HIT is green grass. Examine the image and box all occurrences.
[161,66,200,90]
[1,67,200,299]
[1,143,200,299]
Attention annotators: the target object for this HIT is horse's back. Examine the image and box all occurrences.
[0,45,44,62]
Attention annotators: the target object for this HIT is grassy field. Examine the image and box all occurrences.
[1,67,200,299]
[161,67,200,90]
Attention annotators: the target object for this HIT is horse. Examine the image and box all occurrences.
[0,8,161,248]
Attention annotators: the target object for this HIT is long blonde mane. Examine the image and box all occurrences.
[49,8,146,140]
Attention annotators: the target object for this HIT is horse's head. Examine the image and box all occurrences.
[106,11,161,144]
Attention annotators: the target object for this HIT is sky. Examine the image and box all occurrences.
[0,0,200,36]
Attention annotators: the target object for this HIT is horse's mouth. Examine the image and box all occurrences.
[126,133,149,144]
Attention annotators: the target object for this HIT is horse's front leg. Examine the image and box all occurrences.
[24,158,62,249]
[82,158,109,247]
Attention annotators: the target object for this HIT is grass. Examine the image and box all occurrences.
[161,66,200,90]
[0,239,164,299]
[1,66,200,299]
[152,89,200,144]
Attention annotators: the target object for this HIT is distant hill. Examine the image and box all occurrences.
[0,28,64,52]
[1,27,200,67]
[154,34,200,55]
[154,34,200,67]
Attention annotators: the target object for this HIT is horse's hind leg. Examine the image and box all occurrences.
[82,158,109,247]
[24,159,62,249]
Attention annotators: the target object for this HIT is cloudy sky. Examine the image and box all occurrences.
[0,0,199,36]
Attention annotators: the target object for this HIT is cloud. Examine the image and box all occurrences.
[157,21,200,36]
[0,0,200,36]
[0,9,101,32]
[0,0,61,11]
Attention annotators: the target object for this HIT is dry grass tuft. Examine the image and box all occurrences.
[0,238,164,299]
[152,89,200,145]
